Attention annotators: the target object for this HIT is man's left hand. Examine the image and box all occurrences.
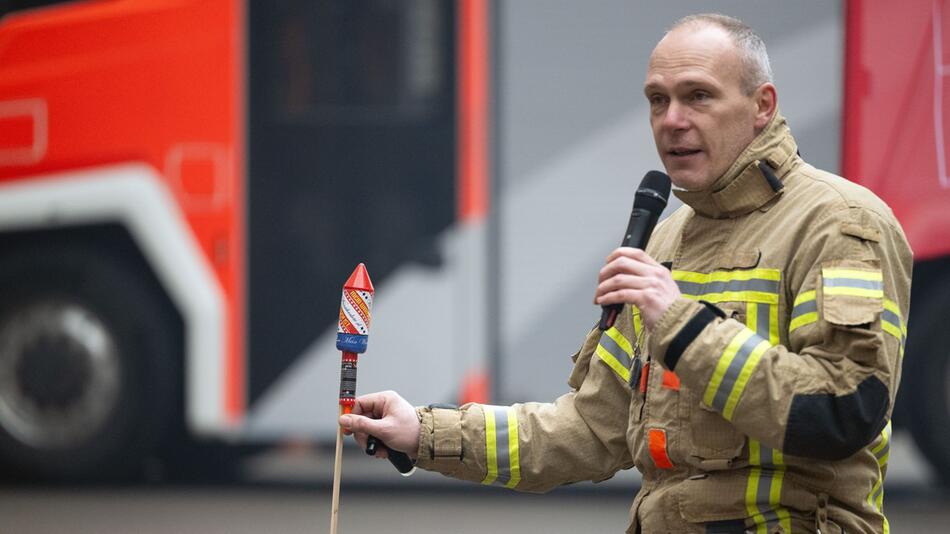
[595,247,681,329]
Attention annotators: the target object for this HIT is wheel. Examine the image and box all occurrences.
[0,246,178,480]
[903,274,950,485]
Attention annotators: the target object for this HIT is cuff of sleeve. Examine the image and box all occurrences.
[649,298,724,371]
[414,406,463,469]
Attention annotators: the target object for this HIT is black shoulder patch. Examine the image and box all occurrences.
[783,375,889,460]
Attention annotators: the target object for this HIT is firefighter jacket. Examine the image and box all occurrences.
[414,111,912,534]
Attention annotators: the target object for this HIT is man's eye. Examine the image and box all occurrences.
[691,91,710,102]
[649,95,668,106]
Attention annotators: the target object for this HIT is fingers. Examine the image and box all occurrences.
[339,390,422,456]
[605,247,662,267]
[598,248,664,283]
[351,391,393,419]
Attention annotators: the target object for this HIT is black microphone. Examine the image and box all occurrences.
[599,170,672,331]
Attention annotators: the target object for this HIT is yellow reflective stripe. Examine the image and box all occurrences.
[867,422,891,521]
[790,290,818,333]
[595,344,631,382]
[746,301,757,330]
[823,268,883,281]
[746,441,790,534]
[823,286,884,299]
[746,441,764,534]
[773,471,792,533]
[789,312,817,332]
[505,409,521,489]
[681,290,778,305]
[881,321,902,341]
[674,268,781,305]
[704,329,754,407]
[793,290,816,308]
[867,477,881,510]
[883,299,907,335]
[604,326,634,357]
[674,268,782,283]
[481,407,497,485]
[722,338,769,421]
[746,462,762,518]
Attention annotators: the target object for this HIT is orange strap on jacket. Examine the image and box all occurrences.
[648,428,674,469]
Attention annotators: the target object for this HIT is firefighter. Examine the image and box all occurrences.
[340,13,911,533]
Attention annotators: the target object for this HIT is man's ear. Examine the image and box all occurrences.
[753,83,777,129]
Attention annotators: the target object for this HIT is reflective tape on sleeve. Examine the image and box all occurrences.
[867,421,892,527]
[822,267,884,299]
[881,299,906,358]
[704,328,771,421]
[789,290,818,333]
[480,405,521,489]
[595,327,633,382]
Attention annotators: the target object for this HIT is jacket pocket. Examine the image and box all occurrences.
[820,261,883,327]
[687,390,746,468]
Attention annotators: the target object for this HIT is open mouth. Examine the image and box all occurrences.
[669,148,701,157]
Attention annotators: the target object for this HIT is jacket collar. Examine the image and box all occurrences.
[673,111,799,219]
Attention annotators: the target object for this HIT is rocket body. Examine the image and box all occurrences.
[337,263,374,353]
[337,264,374,412]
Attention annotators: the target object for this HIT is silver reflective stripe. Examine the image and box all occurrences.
[711,333,766,412]
[882,308,902,334]
[823,278,883,291]
[492,406,511,486]
[676,278,779,296]
[755,447,781,529]
[791,299,817,319]
[599,331,631,369]
[756,303,770,340]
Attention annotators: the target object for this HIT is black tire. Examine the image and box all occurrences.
[0,245,178,481]
[903,274,950,485]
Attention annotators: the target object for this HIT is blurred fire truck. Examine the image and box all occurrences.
[0,0,489,479]
[1,0,949,485]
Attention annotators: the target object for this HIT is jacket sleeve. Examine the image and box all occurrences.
[648,206,912,461]
[413,322,636,492]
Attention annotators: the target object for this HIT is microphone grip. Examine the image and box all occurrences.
[599,304,621,330]
[598,209,660,331]
[366,435,416,476]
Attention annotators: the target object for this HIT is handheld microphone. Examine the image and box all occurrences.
[599,170,672,330]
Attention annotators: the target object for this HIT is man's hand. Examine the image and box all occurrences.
[339,390,420,460]
[595,247,680,329]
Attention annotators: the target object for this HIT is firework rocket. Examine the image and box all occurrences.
[334,264,415,475]
[336,263,374,414]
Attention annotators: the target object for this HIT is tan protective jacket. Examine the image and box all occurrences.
[414,112,912,534]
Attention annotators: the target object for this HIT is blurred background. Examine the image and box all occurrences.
[0,0,949,532]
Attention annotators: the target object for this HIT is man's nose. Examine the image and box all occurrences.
[661,100,690,131]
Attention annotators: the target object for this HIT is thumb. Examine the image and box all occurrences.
[340,413,384,436]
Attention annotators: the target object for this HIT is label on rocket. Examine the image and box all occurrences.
[338,289,373,335]
[336,332,368,353]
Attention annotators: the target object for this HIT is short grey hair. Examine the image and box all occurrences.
[670,13,773,95]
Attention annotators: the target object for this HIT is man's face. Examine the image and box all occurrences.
[644,26,762,190]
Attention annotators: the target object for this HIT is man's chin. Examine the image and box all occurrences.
[666,170,711,191]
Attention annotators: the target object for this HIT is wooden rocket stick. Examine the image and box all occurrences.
[330,406,345,534]
[330,264,375,534]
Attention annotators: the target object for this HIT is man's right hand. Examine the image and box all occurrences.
[338,390,420,460]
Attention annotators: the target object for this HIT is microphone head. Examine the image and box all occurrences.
[633,170,672,213]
